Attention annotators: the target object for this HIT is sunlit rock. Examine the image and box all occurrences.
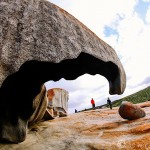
[1,103,150,149]
[47,88,68,118]
[118,101,146,120]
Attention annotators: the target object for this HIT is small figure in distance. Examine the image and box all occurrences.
[107,97,112,109]
[91,98,95,109]
[75,109,78,113]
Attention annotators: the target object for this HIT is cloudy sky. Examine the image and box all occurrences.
[45,0,150,114]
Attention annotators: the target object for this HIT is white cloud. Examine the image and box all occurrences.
[103,9,150,96]
[142,0,150,2]
[146,6,150,23]
[49,0,137,37]
[45,74,109,114]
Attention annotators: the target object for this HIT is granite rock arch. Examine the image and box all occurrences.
[0,0,126,143]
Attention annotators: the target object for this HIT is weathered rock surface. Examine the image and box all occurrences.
[119,101,146,120]
[29,85,49,125]
[0,0,126,94]
[1,102,150,150]
[0,0,126,144]
[47,88,68,118]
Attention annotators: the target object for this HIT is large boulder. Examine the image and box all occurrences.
[0,0,126,143]
[1,107,150,149]
[118,101,146,120]
[0,0,126,94]
[47,88,69,117]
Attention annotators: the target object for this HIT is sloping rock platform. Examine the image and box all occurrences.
[1,102,150,150]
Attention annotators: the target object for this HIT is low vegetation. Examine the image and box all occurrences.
[112,86,150,107]
[79,86,150,112]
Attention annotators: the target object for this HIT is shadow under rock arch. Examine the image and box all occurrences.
[0,52,119,121]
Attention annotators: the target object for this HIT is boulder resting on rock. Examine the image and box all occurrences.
[118,101,146,120]
[1,106,150,149]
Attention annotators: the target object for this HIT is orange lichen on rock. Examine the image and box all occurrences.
[1,104,150,149]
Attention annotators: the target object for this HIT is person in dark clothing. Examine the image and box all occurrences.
[107,97,112,109]
[75,109,78,113]
[91,98,95,109]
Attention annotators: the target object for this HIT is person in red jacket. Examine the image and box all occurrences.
[91,98,95,108]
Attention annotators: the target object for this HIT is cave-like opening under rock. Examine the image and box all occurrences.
[0,52,120,121]
[45,74,109,114]
[17,52,119,91]
[0,52,121,143]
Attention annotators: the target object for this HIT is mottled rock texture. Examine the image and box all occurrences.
[0,0,126,144]
[1,102,150,150]
[0,0,126,94]
[47,88,68,118]
[119,101,146,120]
[29,85,48,125]
[47,88,68,111]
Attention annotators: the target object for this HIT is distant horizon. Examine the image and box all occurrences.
[45,81,150,114]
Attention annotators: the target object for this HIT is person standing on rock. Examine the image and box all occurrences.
[107,97,112,109]
[75,109,78,113]
[91,98,95,109]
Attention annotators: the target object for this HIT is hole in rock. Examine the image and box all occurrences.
[45,74,109,114]
[0,52,119,117]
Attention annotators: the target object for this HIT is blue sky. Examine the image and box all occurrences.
[45,0,150,114]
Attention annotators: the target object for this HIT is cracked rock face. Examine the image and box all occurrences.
[0,0,126,143]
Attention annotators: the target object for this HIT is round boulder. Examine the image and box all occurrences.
[118,101,146,120]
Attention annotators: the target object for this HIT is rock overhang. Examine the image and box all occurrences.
[0,0,126,95]
[0,0,126,143]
